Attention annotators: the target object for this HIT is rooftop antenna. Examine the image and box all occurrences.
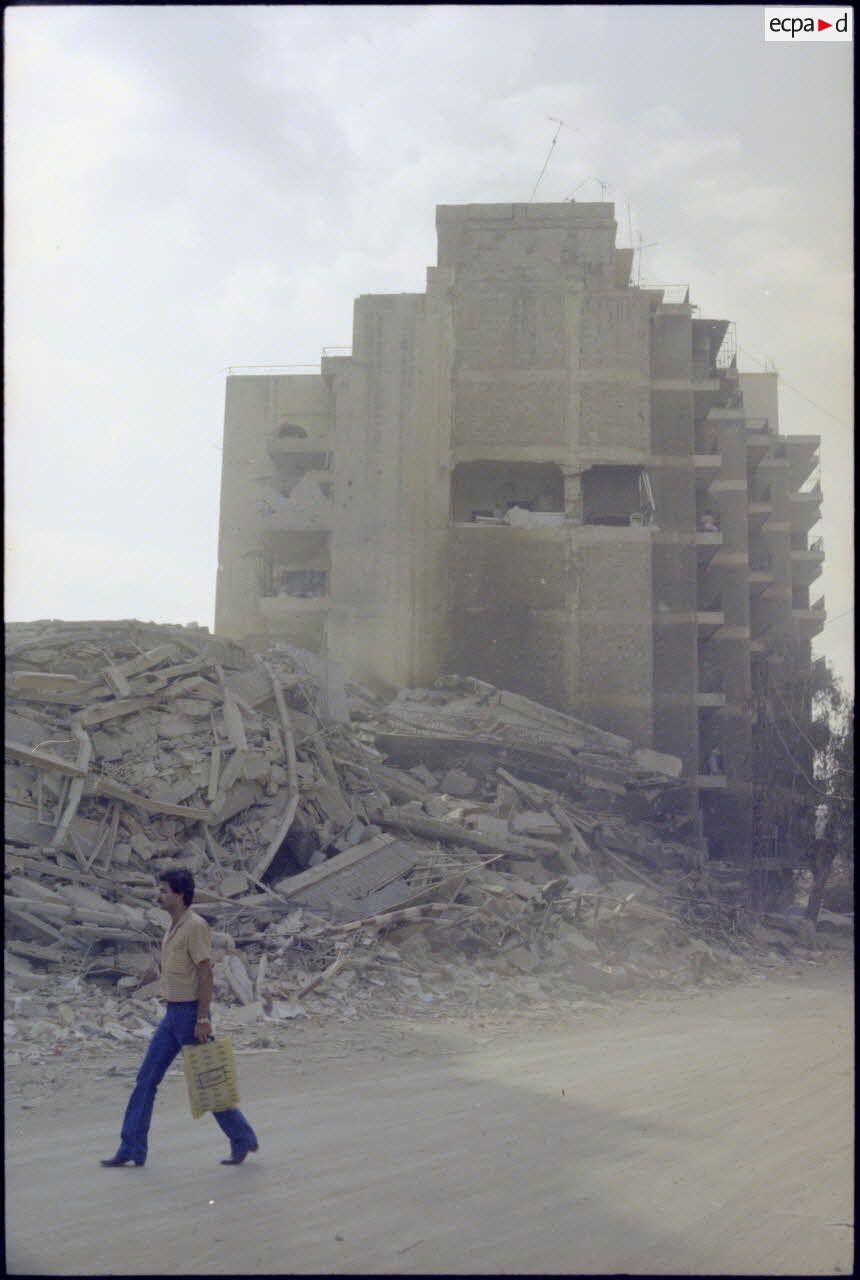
[635,230,658,287]
[529,117,577,203]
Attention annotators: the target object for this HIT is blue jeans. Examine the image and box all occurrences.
[117,1001,257,1164]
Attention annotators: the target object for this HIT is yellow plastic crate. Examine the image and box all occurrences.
[181,1037,240,1119]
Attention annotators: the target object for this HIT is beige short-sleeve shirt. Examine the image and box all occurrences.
[160,909,212,1001]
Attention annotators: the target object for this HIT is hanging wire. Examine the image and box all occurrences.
[737,347,847,427]
[820,606,854,630]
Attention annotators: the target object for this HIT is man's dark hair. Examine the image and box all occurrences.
[158,867,195,906]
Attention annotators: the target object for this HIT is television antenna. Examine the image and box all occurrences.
[635,231,658,286]
[529,117,577,203]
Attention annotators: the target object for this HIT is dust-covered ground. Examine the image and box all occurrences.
[5,952,853,1276]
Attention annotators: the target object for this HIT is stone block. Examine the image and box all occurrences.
[409,764,439,788]
[471,814,511,843]
[439,769,477,797]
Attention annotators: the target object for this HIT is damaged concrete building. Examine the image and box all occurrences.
[215,201,824,871]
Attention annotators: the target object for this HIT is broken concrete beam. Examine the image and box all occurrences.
[220,691,248,751]
[5,903,68,945]
[113,644,182,678]
[249,663,299,880]
[366,764,432,802]
[314,780,356,827]
[87,775,213,822]
[211,780,263,824]
[494,688,633,754]
[5,739,90,778]
[217,749,246,793]
[79,697,159,728]
[103,667,133,697]
[50,719,93,858]
[6,939,67,964]
[269,833,406,902]
[631,746,683,778]
[207,746,222,802]
[6,671,86,693]
[378,809,532,860]
[510,810,563,837]
[223,953,255,1004]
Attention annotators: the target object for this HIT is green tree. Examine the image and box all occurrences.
[751,644,852,913]
[805,668,853,922]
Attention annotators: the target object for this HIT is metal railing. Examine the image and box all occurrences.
[810,535,824,554]
[749,552,772,572]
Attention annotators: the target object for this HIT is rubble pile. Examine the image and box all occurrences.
[5,621,827,1065]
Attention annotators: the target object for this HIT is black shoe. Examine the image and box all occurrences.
[101,1153,145,1167]
[221,1140,258,1165]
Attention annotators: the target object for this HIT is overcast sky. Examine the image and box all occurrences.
[5,4,853,690]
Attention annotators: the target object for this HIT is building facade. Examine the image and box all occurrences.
[215,202,824,868]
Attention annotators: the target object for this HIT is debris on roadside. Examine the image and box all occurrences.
[5,620,843,1066]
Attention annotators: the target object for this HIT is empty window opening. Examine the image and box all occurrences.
[273,569,328,598]
[581,466,655,526]
[451,461,565,525]
[269,450,332,498]
[276,422,309,439]
[261,531,330,597]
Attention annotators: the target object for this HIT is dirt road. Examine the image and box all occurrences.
[5,958,853,1276]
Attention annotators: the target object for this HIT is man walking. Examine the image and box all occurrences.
[101,866,258,1168]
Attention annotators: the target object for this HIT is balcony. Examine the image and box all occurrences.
[703,405,745,434]
[693,455,721,492]
[786,436,821,489]
[745,418,772,469]
[748,550,774,596]
[747,499,773,533]
[789,485,822,534]
[696,774,727,790]
[696,610,725,639]
[790,536,825,586]
[696,531,723,565]
[792,595,826,636]
[695,690,726,708]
